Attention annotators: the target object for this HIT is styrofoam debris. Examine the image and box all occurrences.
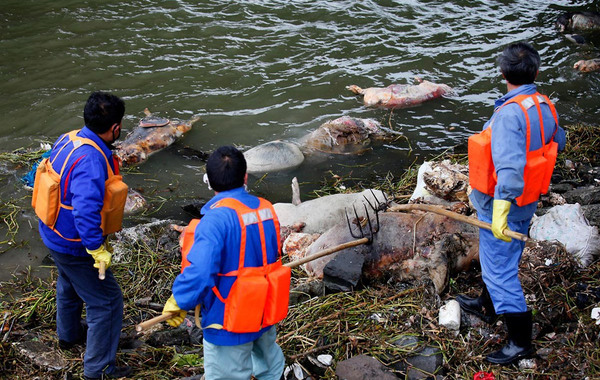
[317,354,333,366]
[439,300,461,330]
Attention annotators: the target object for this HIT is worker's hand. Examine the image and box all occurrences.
[86,244,112,269]
[491,199,512,242]
[162,295,187,327]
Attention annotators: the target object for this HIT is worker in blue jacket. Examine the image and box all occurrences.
[458,42,566,364]
[38,92,131,379]
[162,146,285,380]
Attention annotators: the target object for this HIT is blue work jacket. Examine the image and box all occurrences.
[470,84,566,222]
[39,127,117,255]
[172,187,280,346]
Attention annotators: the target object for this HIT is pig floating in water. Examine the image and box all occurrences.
[115,109,200,166]
[244,140,305,174]
[346,78,453,109]
[556,11,600,32]
[301,116,393,155]
[244,116,396,174]
[574,58,600,72]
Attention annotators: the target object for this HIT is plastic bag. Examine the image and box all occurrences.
[530,203,600,267]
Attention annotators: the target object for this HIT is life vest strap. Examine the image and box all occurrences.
[51,225,82,242]
[496,93,559,153]
[212,197,280,269]
[47,130,120,241]
[212,285,226,304]
[508,98,532,153]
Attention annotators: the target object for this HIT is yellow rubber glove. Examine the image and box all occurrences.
[105,239,114,253]
[491,199,512,242]
[162,295,187,327]
[86,244,112,269]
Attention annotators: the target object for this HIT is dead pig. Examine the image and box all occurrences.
[302,116,394,155]
[574,58,600,72]
[294,212,479,293]
[556,11,600,32]
[347,78,453,109]
[115,109,200,166]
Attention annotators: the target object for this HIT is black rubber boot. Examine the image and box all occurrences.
[84,365,132,379]
[486,310,534,364]
[456,285,497,323]
[58,319,88,350]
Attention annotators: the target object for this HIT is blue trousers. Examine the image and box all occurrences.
[478,214,530,314]
[203,326,285,380]
[50,250,123,378]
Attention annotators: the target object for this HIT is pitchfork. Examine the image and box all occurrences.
[279,194,382,270]
[135,192,386,332]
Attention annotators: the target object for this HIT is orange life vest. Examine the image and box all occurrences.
[31,130,128,240]
[179,197,291,333]
[180,218,200,273]
[468,93,559,207]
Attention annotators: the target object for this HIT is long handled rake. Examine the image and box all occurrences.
[388,203,529,242]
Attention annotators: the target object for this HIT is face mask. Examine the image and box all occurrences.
[113,125,121,142]
[203,173,212,190]
[111,124,121,143]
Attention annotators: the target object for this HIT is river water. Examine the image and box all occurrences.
[1,0,599,281]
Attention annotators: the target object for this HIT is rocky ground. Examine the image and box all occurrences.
[1,124,599,379]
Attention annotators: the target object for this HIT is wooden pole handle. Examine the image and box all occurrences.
[137,304,202,332]
[194,304,201,328]
[284,237,370,269]
[388,204,529,242]
[136,312,176,332]
[98,261,106,280]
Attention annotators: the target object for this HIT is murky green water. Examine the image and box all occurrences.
[1,0,599,280]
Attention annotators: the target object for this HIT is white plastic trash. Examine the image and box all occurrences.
[317,354,333,366]
[283,363,305,380]
[592,307,600,325]
[530,203,600,267]
[439,300,461,330]
[410,161,452,205]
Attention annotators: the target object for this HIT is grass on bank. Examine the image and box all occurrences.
[0,145,49,168]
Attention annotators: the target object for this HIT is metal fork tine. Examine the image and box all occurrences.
[345,207,363,239]
[353,204,364,237]
[369,189,380,208]
[363,204,374,241]
[345,208,354,236]
[346,199,381,243]
[363,194,375,211]
[364,189,390,213]
[372,204,380,233]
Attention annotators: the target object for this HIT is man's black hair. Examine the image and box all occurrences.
[83,91,125,134]
[497,42,540,85]
[206,146,247,192]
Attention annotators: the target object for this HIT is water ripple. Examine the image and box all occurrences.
[0,0,598,166]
